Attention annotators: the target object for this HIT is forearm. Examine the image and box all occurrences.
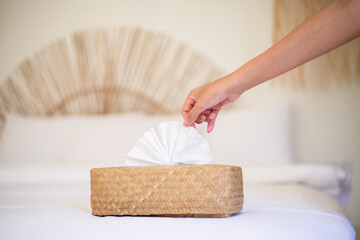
[230,0,360,93]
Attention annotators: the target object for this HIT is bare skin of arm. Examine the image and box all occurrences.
[182,0,360,133]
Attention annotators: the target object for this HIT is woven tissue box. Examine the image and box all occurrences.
[91,164,243,217]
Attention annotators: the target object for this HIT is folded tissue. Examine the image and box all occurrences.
[126,121,212,166]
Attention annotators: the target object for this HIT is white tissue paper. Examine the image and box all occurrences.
[126,121,212,166]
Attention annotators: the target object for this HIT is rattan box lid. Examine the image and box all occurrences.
[91,164,243,217]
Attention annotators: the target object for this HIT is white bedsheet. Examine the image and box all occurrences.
[0,164,355,240]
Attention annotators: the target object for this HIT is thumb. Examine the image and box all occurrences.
[184,102,206,126]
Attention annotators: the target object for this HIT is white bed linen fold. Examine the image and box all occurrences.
[242,163,351,207]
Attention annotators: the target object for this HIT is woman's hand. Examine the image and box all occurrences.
[182,0,360,133]
[182,74,243,133]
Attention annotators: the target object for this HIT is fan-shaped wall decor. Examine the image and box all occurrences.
[273,0,360,89]
[0,27,223,120]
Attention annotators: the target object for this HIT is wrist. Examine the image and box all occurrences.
[225,68,251,95]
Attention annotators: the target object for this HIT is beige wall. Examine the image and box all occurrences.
[1,0,359,226]
[0,0,272,80]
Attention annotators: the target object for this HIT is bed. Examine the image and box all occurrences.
[0,28,356,239]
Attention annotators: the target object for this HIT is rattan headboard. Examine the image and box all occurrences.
[0,27,222,121]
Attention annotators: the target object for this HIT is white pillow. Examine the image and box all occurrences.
[0,105,293,167]
[0,113,191,167]
[204,104,294,165]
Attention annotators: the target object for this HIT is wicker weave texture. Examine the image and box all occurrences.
[91,164,243,217]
